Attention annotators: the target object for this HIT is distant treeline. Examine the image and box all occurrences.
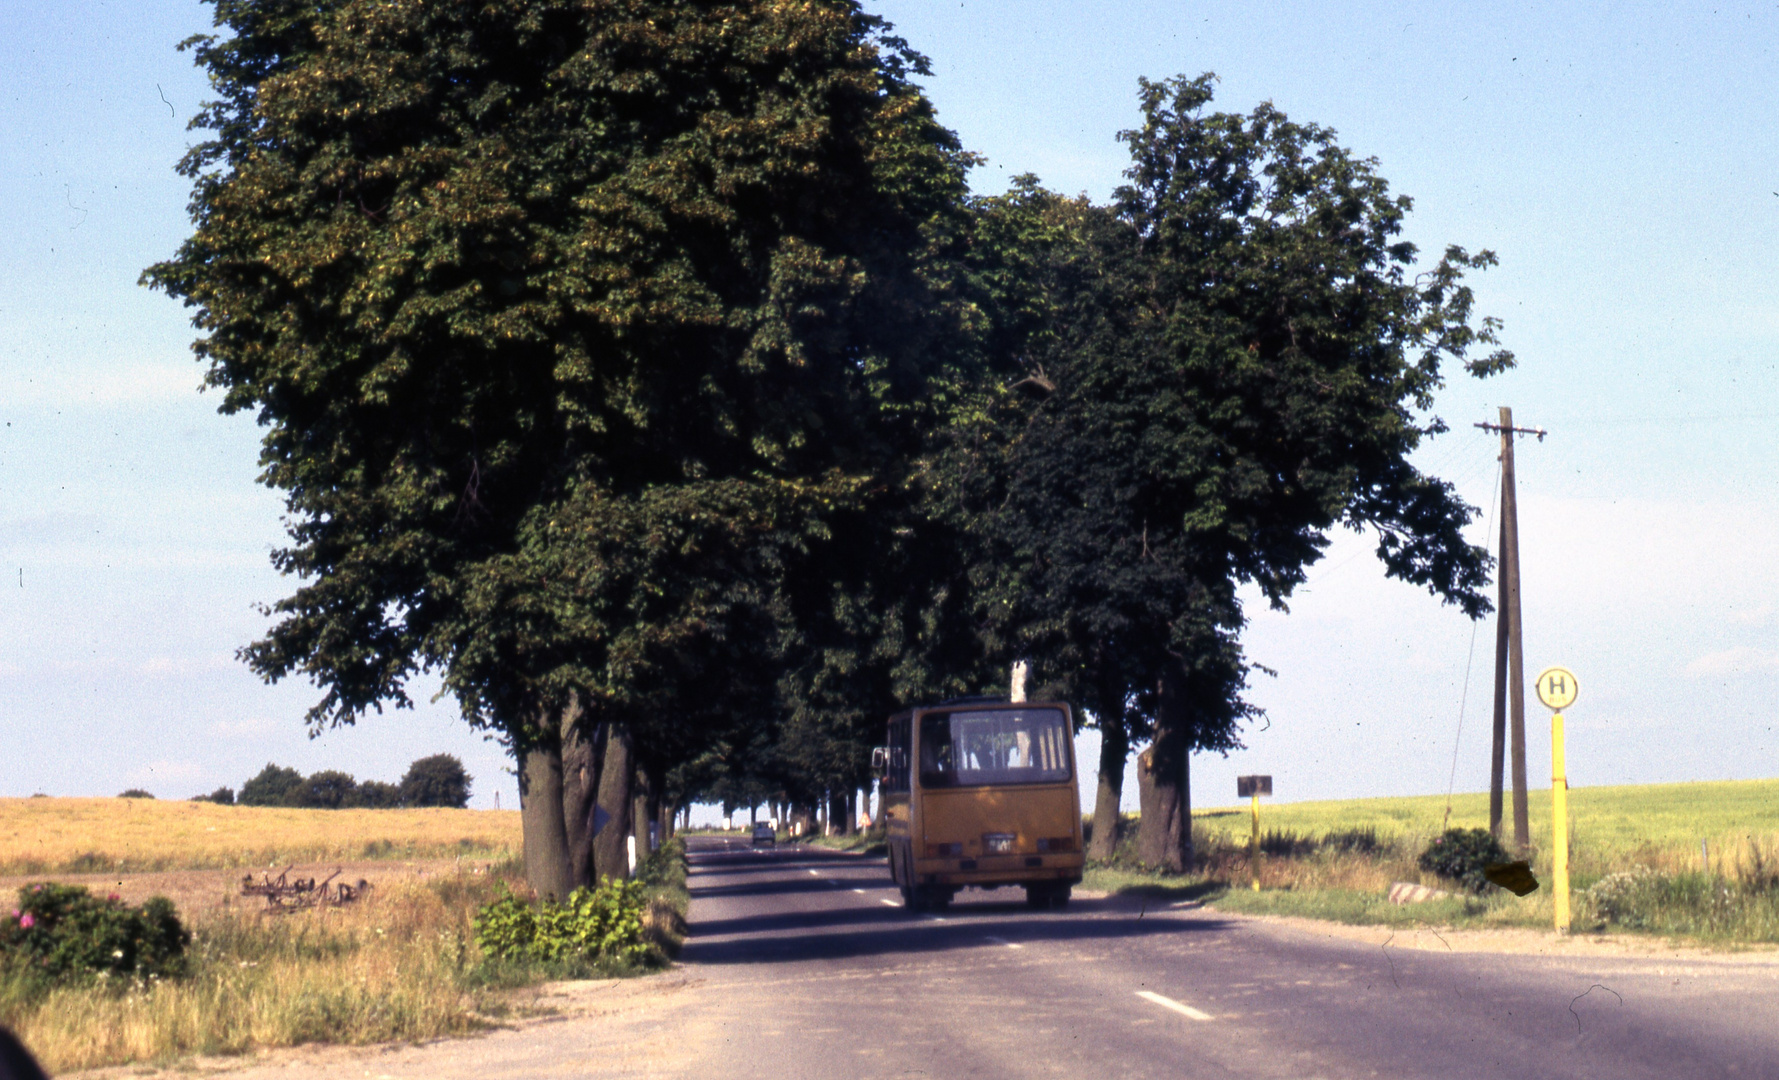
[186,754,472,810]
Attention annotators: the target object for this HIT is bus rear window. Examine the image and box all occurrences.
[918,708,1071,788]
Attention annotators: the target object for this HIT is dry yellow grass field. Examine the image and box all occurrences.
[0,797,522,875]
[8,876,494,1073]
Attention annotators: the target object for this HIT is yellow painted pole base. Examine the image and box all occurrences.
[1250,792,1261,891]
[1552,711,1570,933]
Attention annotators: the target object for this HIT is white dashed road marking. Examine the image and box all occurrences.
[880,898,900,907]
[1136,990,1213,1021]
[984,936,1024,949]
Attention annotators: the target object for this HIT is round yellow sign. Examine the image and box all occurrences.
[1535,666,1578,710]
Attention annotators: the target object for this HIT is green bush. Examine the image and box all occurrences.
[1583,867,1658,926]
[474,879,649,968]
[117,789,155,799]
[288,770,357,809]
[0,884,189,983]
[399,755,472,809]
[239,764,305,807]
[1259,829,1317,857]
[346,780,402,809]
[1418,828,1511,893]
[1322,827,1383,855]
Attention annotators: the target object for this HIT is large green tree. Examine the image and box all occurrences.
[146,0,973,894]
[943,75,1514,871]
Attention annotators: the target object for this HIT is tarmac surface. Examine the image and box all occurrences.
[82,835,1779,1079]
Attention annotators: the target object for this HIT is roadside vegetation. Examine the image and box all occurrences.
[0,838,688,1074]
[1083,780,1779,946]
[0,797,520,875]
[789,827,889,857]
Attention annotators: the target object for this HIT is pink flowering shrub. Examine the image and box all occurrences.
[0,883,188,983]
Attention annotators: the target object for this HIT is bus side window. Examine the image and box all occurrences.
[887,715,912,793]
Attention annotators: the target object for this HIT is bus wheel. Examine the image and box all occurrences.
[900,886,919,911]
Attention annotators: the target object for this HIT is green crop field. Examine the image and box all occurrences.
[1083,779,1779,942]
[1194,778,1779,870]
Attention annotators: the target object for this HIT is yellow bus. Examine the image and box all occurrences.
[876,699,1084,911]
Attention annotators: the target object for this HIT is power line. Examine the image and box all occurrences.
[1443,455,1502,832]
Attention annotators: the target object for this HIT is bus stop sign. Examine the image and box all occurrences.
[1237,775,1272,798]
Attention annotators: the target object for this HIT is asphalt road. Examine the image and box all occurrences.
[160,836,1779,1080]
[673,836,1779,1080]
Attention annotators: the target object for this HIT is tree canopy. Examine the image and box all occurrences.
[148,0,982,890]
[938,75,1513,869]
[151,0,1512,887]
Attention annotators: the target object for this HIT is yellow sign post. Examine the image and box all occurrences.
[1535,666,1577,932]
[1237,776,1271,892]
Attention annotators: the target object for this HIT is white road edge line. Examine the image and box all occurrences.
[983,935,1024,949]
[852,888,867,893]
[879,898,899,907]
[1136,990,1213,1021]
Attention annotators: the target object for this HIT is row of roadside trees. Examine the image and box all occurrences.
[190,755,473,809]
[147,0,1510,895]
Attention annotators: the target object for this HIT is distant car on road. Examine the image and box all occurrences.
[751,822,777,847]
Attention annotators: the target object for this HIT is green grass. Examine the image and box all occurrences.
[790,828,887,856]
[1194,778,1779,868]
[1081,779,1779,945]
[0,840,693,1073]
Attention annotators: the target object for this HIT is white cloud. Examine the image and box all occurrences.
[1687,647,1779,677]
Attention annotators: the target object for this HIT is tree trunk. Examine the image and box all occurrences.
[593,724,634,881]
[1136,660,1193,872]
[560,708,604,890]
[833,788,853,836]
[1089,681,1129,862]
[632,766,652,856]
[518,735,573,902]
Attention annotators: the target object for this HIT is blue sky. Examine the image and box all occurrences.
[1,1,1775,815]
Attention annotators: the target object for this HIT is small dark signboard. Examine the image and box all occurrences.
[1236,775,1272,798]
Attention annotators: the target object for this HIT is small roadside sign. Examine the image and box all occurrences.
[1236,775,1272,798]
[1535,666,1577,711]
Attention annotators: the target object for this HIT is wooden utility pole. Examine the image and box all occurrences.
[1488,509,1509,838]
[1477,407,1545,852]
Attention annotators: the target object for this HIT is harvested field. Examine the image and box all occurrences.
[0,858,499,919]
[0,797,521,875]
